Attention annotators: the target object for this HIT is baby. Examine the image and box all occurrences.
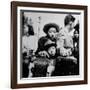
[44,40,57,77]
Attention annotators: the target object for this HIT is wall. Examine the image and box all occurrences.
[0,0,89,90]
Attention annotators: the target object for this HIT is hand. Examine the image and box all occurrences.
[66,49,72,56]
[61,49,72,56]
[38,51,49,58]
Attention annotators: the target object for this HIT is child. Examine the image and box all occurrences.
[44,40,57,77]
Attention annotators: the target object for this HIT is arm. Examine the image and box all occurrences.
[57,31,72,56]
[35,37,46,54]
[35,36,49,57]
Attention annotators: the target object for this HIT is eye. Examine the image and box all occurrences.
[53,31,56,33]
[49,31,52,33]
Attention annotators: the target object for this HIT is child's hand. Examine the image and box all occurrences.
[38,51,49,58]
[31,56,36,61]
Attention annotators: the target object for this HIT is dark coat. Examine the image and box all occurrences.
[35,35,56,55]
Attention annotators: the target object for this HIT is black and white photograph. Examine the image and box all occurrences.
[11,1,87,88]
[21,10,80,78]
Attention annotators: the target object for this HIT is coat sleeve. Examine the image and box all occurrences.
[35,36,48,55]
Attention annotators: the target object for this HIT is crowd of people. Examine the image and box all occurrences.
[22,14,79,78]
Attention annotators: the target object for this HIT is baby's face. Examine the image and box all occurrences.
[48,46,56,56]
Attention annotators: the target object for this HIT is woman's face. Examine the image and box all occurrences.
[74,31,79,38]
[24,25,29,35]
[48,46,56,56]
[67,21,75,31]
[48,27,57,40]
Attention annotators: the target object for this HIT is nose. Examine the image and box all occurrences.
[51,34,55,37]
[51,51,53,54]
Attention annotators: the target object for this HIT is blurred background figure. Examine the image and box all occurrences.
[57,14,76,57]
[72,21,79,74]
[73,20,79,59]
[22,13,36,78]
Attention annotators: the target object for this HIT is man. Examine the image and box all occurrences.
[56,14,77,75]
[57,14,76,57]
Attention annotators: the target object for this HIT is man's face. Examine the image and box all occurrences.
[48,27,57,40]
[48,46,56,56]
[67,21,75,31]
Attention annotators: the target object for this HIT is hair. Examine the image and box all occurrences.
[43,23,59,34]
[45,43,57,51]
[64,14,75,26]
[74,23,79,34]
[28,25,34,35]
[23,24,34,36]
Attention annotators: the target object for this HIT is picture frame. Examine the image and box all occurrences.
[11,1,88,89]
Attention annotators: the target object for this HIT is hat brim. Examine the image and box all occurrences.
[43,23,59,34]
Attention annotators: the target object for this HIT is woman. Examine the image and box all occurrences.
[35,23,59,57]
[22,23,35,78]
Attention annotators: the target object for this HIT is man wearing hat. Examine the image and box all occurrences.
[35,23,59,57]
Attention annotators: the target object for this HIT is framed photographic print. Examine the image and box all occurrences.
[11,1,88,89]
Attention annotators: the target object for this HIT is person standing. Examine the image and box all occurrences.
[56,14,77,75]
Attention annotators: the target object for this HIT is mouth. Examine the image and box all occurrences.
[51,36,55,39]
[50,53,55,56]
